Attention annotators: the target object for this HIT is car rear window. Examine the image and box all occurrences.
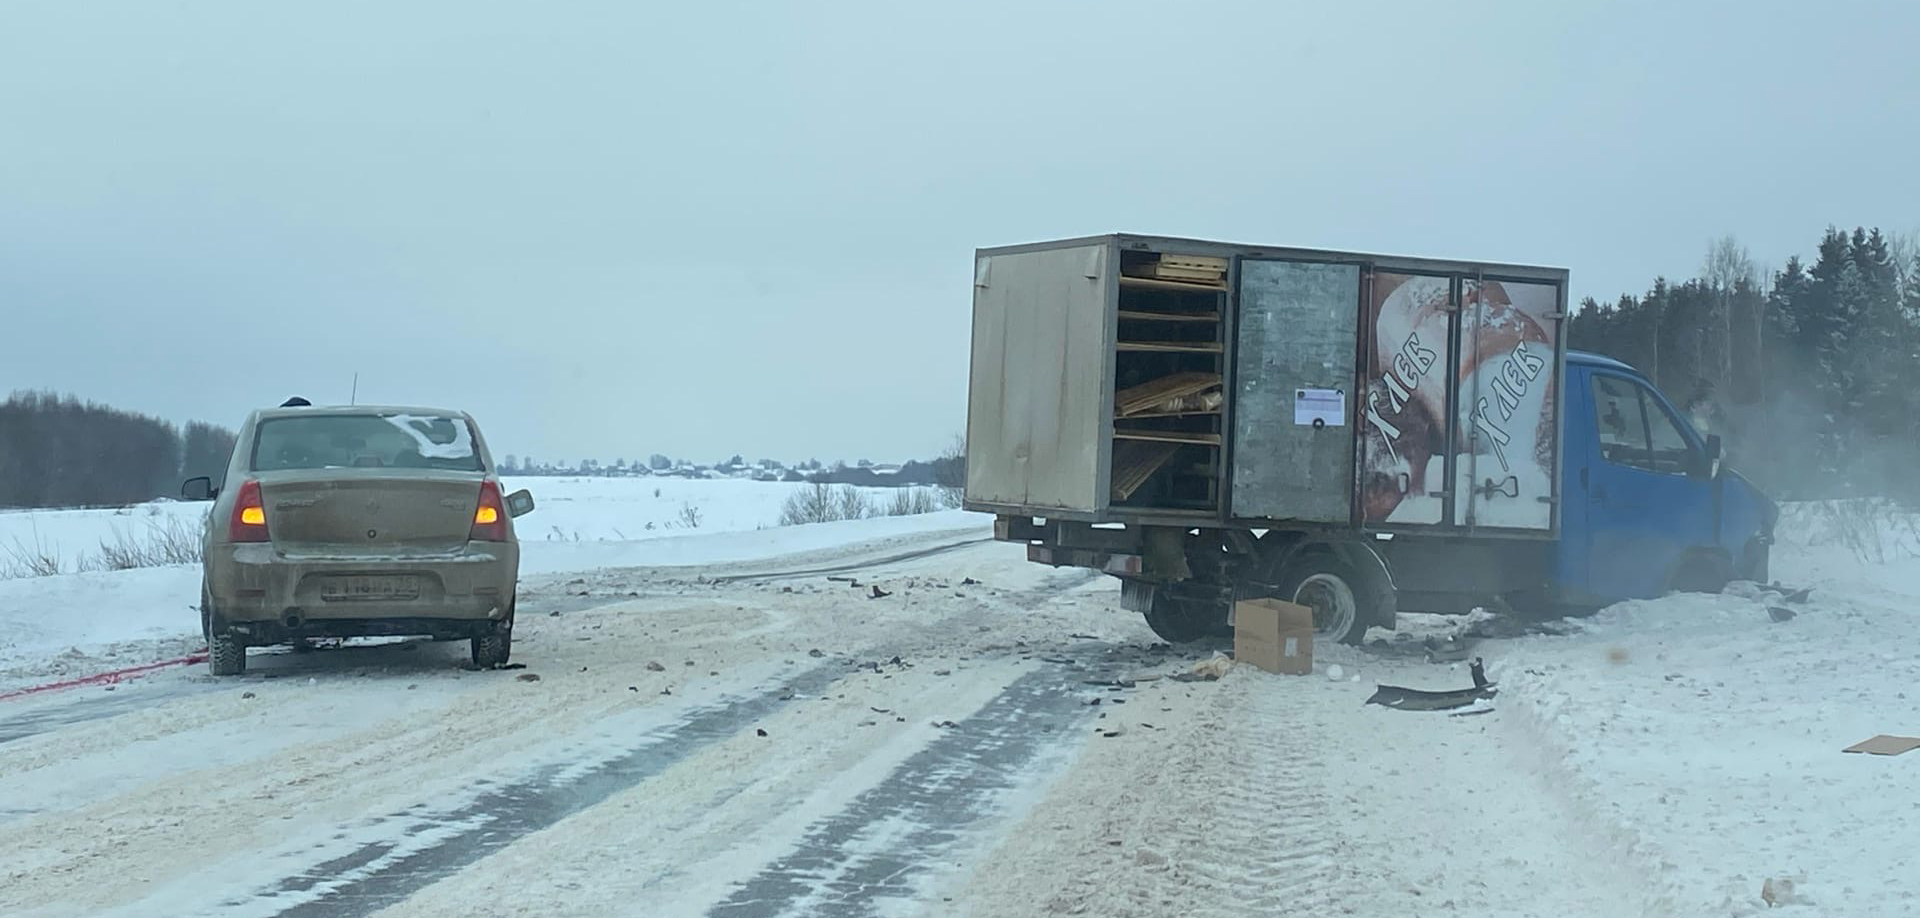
[252,413,483,472]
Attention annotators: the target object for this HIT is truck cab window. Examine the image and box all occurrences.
[1592,375,1649,467]
[1642,391,1695,476]
[1593,374,1697,476]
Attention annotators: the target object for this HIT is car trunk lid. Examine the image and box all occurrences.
[258,472,483,557]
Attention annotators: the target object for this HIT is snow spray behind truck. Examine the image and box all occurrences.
[964,234,1776,643]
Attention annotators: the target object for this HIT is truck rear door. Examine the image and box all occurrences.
[1451,278,1563,532]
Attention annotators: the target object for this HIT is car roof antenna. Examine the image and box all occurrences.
[280,397,312,408]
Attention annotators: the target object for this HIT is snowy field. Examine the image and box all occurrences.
[0,477,966,682]
[0,497,1915,916]
[0,477,940,578]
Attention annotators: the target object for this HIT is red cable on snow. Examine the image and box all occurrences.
[0,650,209,702]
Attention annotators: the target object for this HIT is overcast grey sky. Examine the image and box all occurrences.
[3,1,1916,464]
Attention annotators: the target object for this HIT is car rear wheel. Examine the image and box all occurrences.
[202,584,248,676]
[471,604,514,668]
[471,631,511,668]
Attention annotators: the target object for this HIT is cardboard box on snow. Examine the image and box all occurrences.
[1234,598,1314,675]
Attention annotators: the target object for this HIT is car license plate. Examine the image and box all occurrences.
[320,575,420,602]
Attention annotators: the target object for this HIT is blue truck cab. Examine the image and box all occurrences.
[1554,351,1776,605]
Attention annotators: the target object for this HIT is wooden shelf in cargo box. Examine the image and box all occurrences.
[1121,254,1228,285]
[1110,440,1183,500]
[1112,429,1222,446]
[1118,309,1221,323]
[1115,341,1224,354]
[1114,372,1221,417]
[1117,275,1226,294]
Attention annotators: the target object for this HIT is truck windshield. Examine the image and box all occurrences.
[252,413,482,472]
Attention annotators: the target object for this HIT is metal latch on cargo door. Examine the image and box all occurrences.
[1476,476,1520,499]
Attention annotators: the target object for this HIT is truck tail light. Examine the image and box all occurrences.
[230,480,270,543]
[470,481,509,542]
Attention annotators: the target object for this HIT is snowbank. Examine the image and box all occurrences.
[1494,550,1920,914]
[0,477,942,578]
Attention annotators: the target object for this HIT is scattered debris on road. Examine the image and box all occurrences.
[1842,735,1920,756]
[869,585,892,599]
[646,661,666,672]
[756,728,768,738]
[241,691,256,700]
[1367,658,1496,712]
[516,673,541,683]
[1769,606,1797,622]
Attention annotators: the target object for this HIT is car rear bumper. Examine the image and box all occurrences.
[206,542,519,626]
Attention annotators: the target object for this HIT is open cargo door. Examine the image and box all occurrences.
[1453,278,1563,531]
[1229,260,1361,523]
[965,243,1112,513]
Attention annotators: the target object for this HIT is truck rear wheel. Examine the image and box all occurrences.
[1142,591,1217,644]
[1272,554,1384,646]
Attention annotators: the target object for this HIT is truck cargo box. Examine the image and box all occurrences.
[964,234,1568,538]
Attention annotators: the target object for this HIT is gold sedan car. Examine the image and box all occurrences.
[183,405,534,675]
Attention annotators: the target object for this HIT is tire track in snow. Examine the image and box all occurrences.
[1118,680,1339,918]
[704,661,1108,918]
[101,663,844,918]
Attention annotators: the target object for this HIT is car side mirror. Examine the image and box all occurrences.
[182,477,217,501]
[505,489,535,518]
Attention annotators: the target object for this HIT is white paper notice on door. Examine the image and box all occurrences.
[1294,388,1346,427]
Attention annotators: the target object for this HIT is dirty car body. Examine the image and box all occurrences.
[183,405,535,674]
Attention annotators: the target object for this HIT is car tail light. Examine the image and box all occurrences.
[230,480,270,543]
[471,481,509,542]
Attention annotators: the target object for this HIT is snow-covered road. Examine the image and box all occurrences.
[1,512,1914,917]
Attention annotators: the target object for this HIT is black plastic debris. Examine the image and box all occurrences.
[1769,606,1797,622]
[869,585,892,599]
[1365,658,1497,711]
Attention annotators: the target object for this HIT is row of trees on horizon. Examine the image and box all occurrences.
[1567,226,1920,501]
[0,393,965,509]
[0,392,237,509]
